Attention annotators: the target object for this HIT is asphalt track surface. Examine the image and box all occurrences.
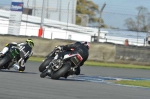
[0,61,150,99]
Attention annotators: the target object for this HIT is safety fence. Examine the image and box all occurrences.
[0,3,150,46]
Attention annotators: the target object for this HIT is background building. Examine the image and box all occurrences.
[12,0,77,24]
[0,0,148,46]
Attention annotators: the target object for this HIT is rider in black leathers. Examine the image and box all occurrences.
[55,41,90,75]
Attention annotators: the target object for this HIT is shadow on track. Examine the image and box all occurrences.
[0,70,37,74]
[41,74,98,82]
[43,77,86,82]
[41,74,119,83]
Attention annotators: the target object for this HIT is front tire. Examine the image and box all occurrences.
[51,62,71,80]
[39,58,53,72]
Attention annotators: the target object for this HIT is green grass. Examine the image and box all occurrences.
[84,61,150,70]
[29,56,150,70]
[114,80,150,88]
[29,56,44,62]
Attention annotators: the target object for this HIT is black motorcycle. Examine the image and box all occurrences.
[40,47,83,80]
[0,44,32,71]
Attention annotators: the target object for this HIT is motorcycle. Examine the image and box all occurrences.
[40,47,83,80]
[0,44,32,71]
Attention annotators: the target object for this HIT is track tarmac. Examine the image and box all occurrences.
[0,61,150,99]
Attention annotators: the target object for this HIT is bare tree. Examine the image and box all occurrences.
[124,6,150,32]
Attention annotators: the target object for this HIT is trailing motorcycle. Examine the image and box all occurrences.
[40,47,83,80]
[0,44,31,71]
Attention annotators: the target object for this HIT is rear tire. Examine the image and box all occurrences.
[51,62,71,80]
[39,58,53,72]
[0,55,11,69]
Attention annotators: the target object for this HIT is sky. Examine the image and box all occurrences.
[2,0,150,13]
[92,0,150,29]
[1,0,150,14]
[1,0,150,29]
[93,0,150,14]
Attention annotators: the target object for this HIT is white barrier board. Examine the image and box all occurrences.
[8,2,23,35]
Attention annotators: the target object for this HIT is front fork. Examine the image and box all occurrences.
[41,65,51,77]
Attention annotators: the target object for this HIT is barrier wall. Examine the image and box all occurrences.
[0,35,115,62]
[0,35,150,65]
[115,45,150,65]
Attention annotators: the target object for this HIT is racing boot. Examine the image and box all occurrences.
[64,72,69,78]
[18,59,25,72]
[12,64,20,71]
[74,66,80,75]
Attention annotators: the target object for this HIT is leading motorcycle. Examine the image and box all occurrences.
[0,44,32,71]
[39,47,83,80]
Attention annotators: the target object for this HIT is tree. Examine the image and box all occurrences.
[76,0,101,26]
[124,6,150,32]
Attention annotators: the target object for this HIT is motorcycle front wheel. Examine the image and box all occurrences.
[39,57,53,72]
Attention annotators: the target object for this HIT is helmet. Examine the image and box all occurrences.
[82,41,90,49]
[26,39,34,48]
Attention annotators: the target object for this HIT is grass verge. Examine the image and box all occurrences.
[113,80,150,88]
[29,56,44,62]
[29,57,150,70]
[84,61,150,70]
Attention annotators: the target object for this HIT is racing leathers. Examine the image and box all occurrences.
[55,42,89,75]
[0,42,33,71]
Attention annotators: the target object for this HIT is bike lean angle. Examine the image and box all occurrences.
[39,47,83,79]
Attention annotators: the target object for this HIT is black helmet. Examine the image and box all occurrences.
[81,41,90,49]
[26,39,34,48]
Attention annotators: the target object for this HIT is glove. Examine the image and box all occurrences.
[55,46,62,50]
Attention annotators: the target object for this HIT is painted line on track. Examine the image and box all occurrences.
[66,75,150,90]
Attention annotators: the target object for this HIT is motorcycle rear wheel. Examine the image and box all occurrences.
[51,61,71,80]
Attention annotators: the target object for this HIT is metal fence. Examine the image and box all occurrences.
[1,2,150,65]
[0,3,150,46]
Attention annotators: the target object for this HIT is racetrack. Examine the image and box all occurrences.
[0,61,150,99]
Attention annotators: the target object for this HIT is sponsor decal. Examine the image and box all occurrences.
[10,2,23,11]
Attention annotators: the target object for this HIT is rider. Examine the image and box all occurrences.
[0,39,34,72]
[54,41,90,76]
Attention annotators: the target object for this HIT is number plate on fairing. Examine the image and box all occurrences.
[71,56,80,66]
